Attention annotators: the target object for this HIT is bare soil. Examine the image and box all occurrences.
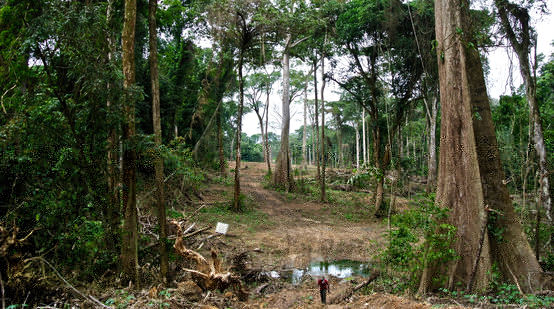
[187,162,466,309]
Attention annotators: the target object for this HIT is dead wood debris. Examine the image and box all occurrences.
[329,270,380,304]
[172,221,249,301]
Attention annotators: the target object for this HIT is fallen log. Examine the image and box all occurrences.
[329,271,380,304]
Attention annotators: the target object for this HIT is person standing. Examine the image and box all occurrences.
[317,276,330,304]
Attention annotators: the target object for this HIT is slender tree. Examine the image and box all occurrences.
[121,0,139,286]
[320,49,327,201]
[105,0,120,253]
[494,0,552,249]
[148,0,168,283]
[231,0,260,211]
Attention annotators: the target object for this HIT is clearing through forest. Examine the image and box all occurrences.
[185,162,464,308]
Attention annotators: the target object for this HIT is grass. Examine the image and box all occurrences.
[194,197,274,233]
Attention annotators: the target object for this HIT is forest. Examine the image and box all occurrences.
[1,0,553,307]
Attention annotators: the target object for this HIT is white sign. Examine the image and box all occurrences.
[215,222,229,235]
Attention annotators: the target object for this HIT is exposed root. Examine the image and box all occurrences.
[172,221,249,301]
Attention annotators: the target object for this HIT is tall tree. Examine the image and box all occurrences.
[245,70,279,174]
[494,0,552,249]
[105,0,120,254]
[302,77,309,170]
[148,0,168,283]
[272,0,310,191]
[231,0,261,211]
[333,0,423,216]
[418,0,542,293]
[320,47,327,201]
[121,0,139,286]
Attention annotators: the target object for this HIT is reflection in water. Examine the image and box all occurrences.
[290,260,371,284]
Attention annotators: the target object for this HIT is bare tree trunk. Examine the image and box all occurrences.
[314,59,320,181]
[217,104,225,176]
[426,95,438,192]
[264,89,271,174]
[263,86,271,174]
[230,132,234,161]
[233,50,245,211]
[302,81,308,170]
[419,0,542,293]
[174,113,178,138]
[320,52,326,202]
[336,117,343,168]
[398,125,403,160]
[273,41,294,191]
[356,121,360,170]
[149,0,168,283]
[495,0,552,239]
[121,0,139,287]
[362,108,367,165]
[373,126,386,217]
[419,0,490,292]
[105,0,120,254]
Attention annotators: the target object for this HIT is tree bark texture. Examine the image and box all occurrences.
[372,125,386,217]
[419,0,490,292]
[362,108,367,165]
[121,0,139,287]
[217,104,226,176]
[233,51,244,211]
[264,92,271,174]
[426,95,438,192]
[273,41,294,191]
[148,0,168,283]
[302,80,308,170]
[320,53,326,202]
[467,8,543,293]
[264,88,271,174]
[105,0,120,253]
[314,59,320,181]
[419,0,542,293]
[356,121,360,169]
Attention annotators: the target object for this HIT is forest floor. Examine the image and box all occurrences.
[155,161,466,309]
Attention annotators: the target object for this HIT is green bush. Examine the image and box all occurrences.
[382,193,458,289]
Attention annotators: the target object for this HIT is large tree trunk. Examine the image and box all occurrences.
[419,0,542,293]
[320,53,326,202]
[149,0,168,283]
[273,43,294,191]
[121,0,139,287]
[233,51,245,211]
[426,94,438,192]
[419,0,490,292]
[495,0,552,244]
[466,15,543,295]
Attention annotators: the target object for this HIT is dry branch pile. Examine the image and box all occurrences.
[172,220,249,301]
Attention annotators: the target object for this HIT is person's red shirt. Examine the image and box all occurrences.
[318,278,329,291]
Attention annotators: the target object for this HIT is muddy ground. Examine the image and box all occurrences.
[157,162,467,309]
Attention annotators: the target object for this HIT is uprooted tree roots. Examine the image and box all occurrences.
[172,221,249,301]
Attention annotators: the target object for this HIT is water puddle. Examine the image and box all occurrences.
[266,260,372,285]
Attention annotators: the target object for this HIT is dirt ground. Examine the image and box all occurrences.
[183,162,466,309]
